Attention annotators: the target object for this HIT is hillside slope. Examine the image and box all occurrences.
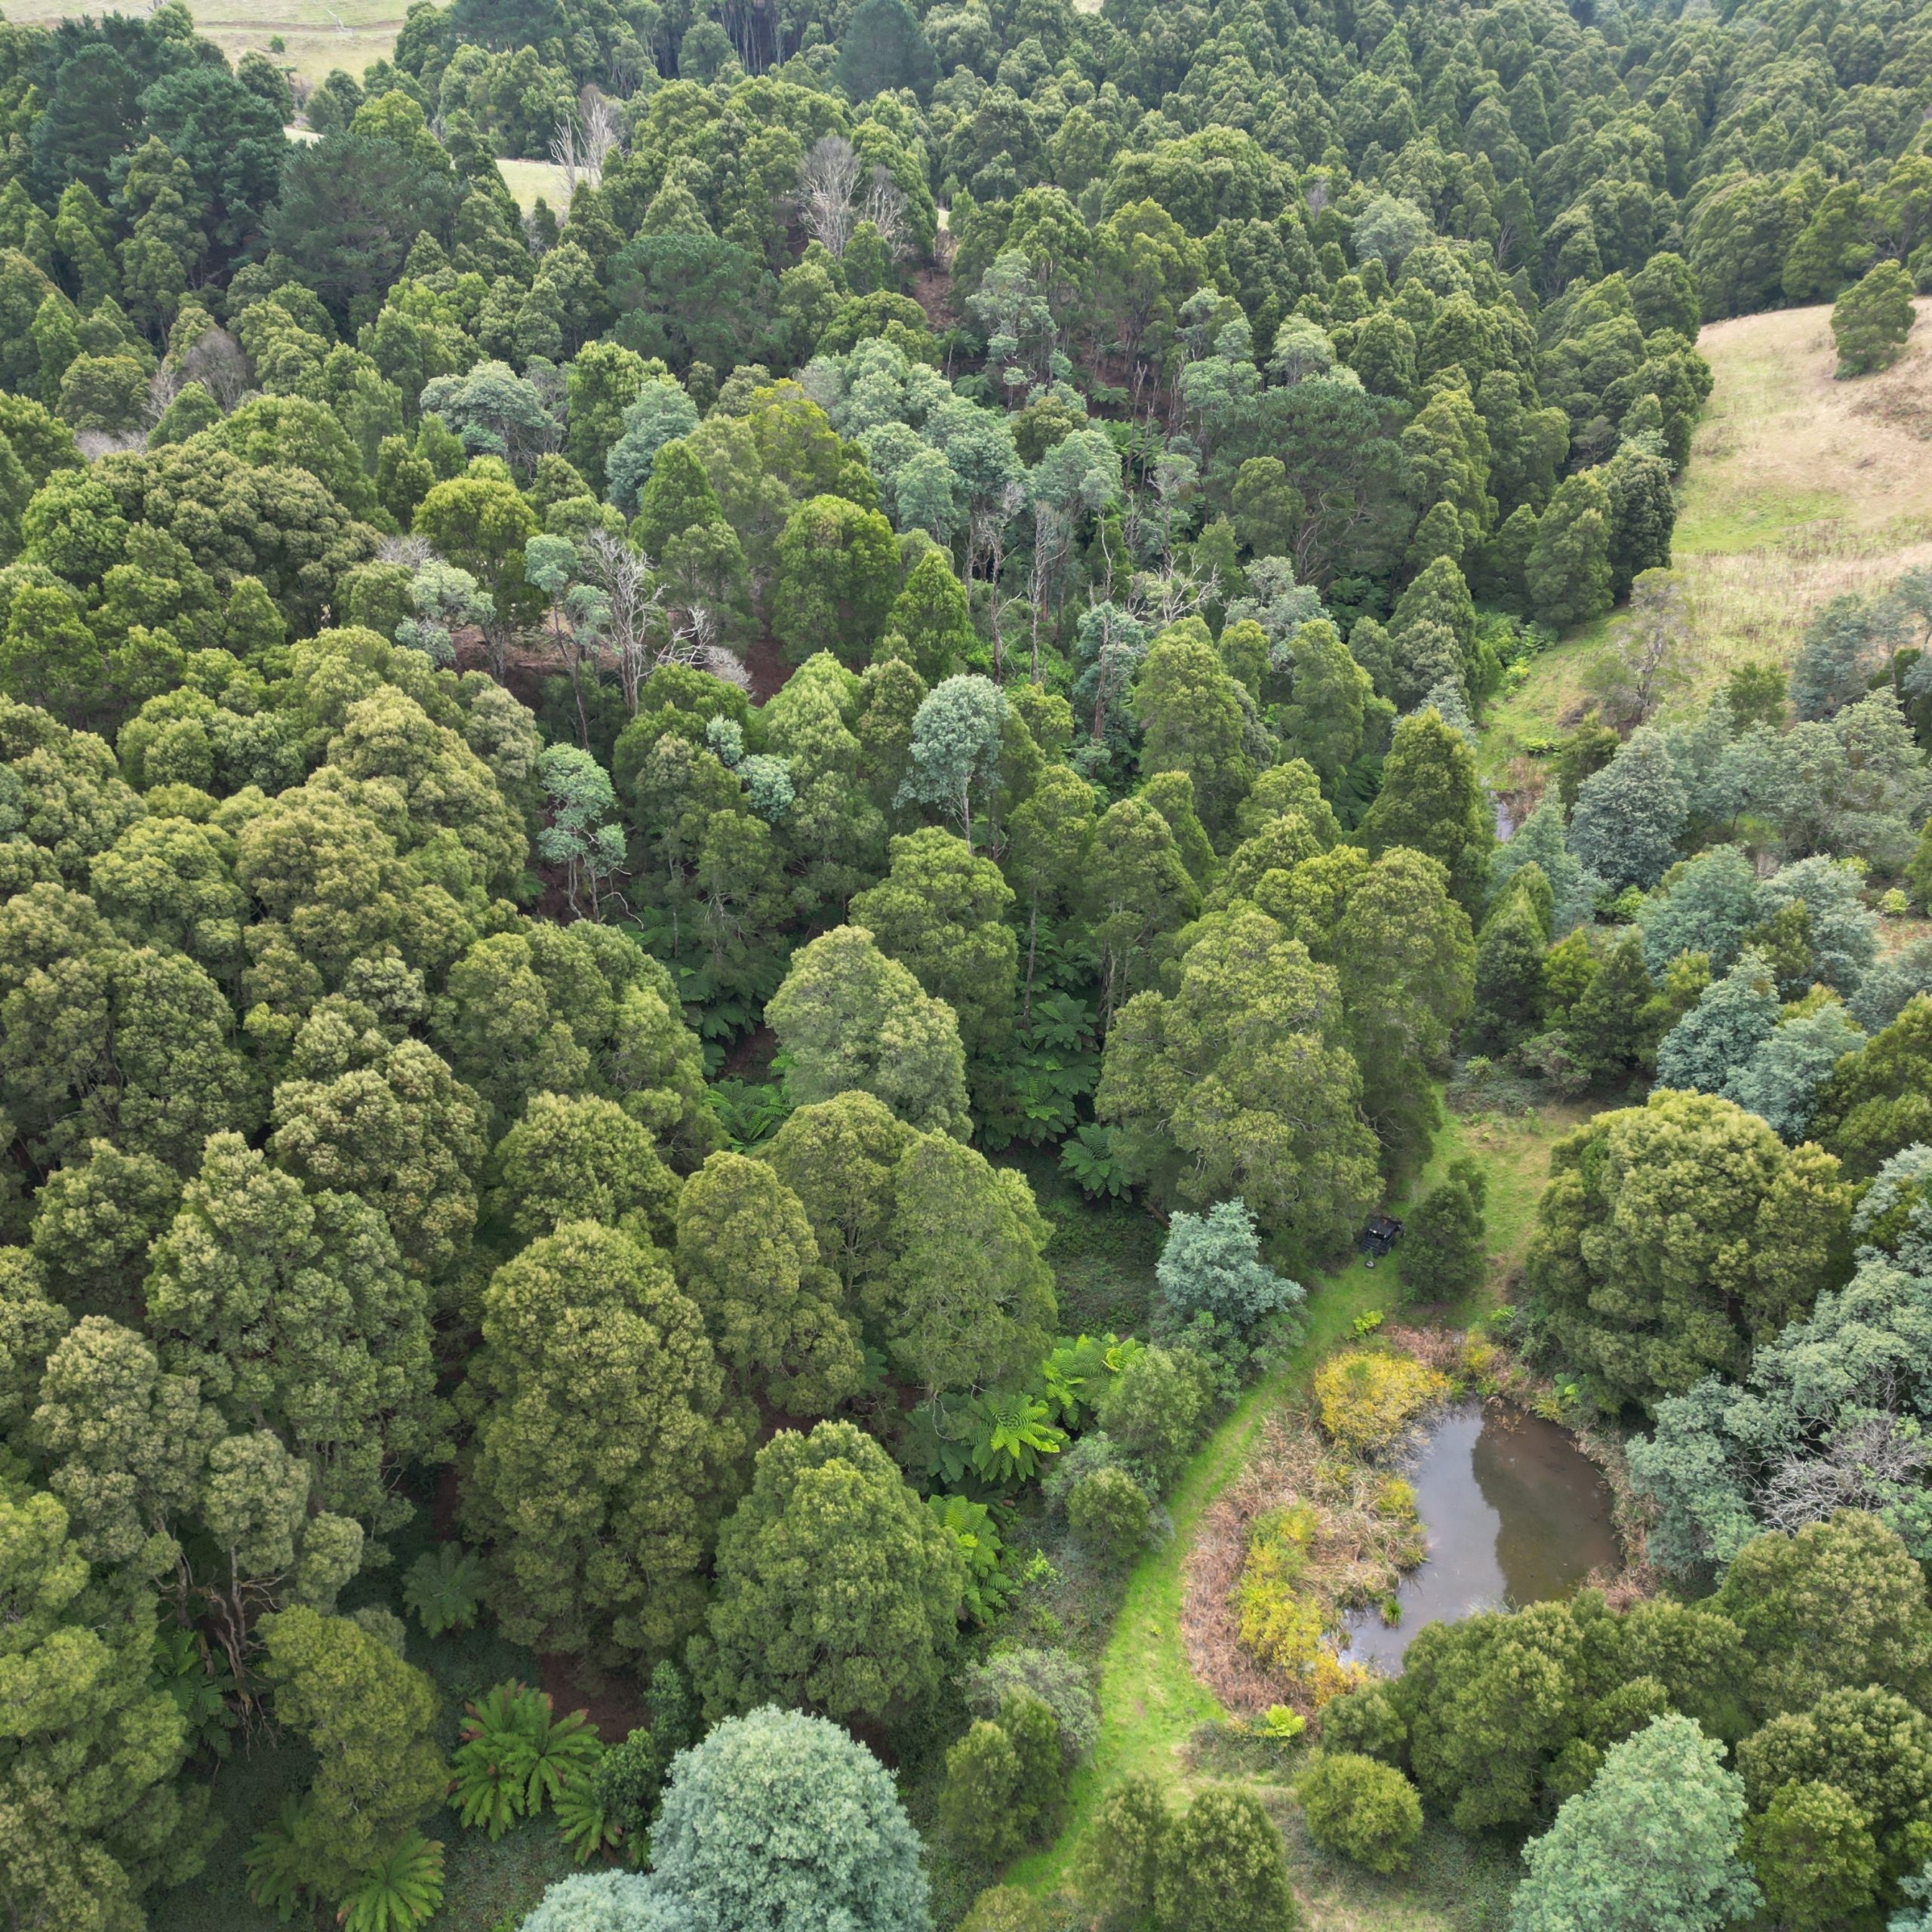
[1487,294,1932,778]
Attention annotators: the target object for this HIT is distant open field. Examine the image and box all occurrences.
[497,156,572,214]
[0,0,404,85]
[1487,294,1932,778]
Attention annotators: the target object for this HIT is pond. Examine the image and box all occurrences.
[1341,1403,1620,1670]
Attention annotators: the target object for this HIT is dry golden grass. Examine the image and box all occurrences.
[1672,297,1932,666]
[1487,296,1932,772]
[0,0,405,84]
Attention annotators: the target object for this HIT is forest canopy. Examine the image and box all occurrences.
[0,0,1929,1925]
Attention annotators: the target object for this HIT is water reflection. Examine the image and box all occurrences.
[1341,1403,1619,1669]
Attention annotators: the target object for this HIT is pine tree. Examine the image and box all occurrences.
[1525,471,1614,631]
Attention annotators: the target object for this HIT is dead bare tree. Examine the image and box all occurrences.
[580,528,668,713]
[859,165,911,258]
[1757,1414,1932,1535]
[143,362,180,432]
[798,134,862,258]
[551,91,622,209]
[700,645,752,691]
[177,325,253,411]
[1126,558,1222,631]
[1027,502,1073,681]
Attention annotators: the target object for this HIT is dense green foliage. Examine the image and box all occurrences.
[0,0,1930,1921]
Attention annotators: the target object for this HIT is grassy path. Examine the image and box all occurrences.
[1009,1251,1391,1893]
[1013,1099,1585,1897]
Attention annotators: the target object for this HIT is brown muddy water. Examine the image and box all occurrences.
[1342,1403,1620,1669]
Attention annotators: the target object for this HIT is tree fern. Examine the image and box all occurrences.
[337,1833,444,1932]
[401,1543,484,1639]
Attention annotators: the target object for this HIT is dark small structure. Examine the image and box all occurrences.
[1358,1214,1404,1267]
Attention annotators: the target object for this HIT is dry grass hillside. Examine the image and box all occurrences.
[1,0,405,84]
[1486,294,1932,777]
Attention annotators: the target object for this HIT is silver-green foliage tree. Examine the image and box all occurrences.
[645,1706,931,1932]
[1630,1153,1932,1575]
[1155,1198,1303,1335]
[1509,1715,1761,1932]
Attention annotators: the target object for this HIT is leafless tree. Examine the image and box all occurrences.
[700,645,752,691]
[798,134,862,257]
[378,534,436,571]
[859,165,911,258]
[177,325,254,411]
[551,91,623,208]
[1127,558,1221,631]
[580,528,668,713]
[1027,502,1074,680]
[143,363,180,432]
[1756,1412,1932,1534]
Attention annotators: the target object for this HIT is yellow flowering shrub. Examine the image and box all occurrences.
[1309,1651,1368,1706]
[1235,1505,1323,1674]
[1458,1337,1504,1391]
[1371,1475,1417,1520]
[1233,1506,1373,1700]
[1313,1352,1451,1455]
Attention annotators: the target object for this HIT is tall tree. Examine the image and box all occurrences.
[695,1421,965,1721]
[1510,1716,1760,1932]
[1358,707,1494,915]
[463,1220,752,1661]
[1097,903,1380,1269]
[765,924,972,1137]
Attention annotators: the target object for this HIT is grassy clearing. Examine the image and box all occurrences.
[1010,1095,1589,1914]
[1485,296,1932,782]
[497,158,573,215]
[0,0,406,84]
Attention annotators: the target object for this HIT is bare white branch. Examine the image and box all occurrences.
[798,134,861,259]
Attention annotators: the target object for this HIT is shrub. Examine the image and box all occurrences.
[958,1649,1100,1767]
[518,1872,666,1931]
[1096,1345,1210,1489]
[1232,1507,1370,1707]
[1297,1752,1424,1872]
[1312,1352,1450,1456]
[1398,1159,1487,1303]
[648,1707,929,1932]
[940,1720,1026,1867]
[1152,1787,1300,1932]
[1318,1679,1408,1764]
[1234,1505,1365,1704]
[1066,1465,1155,1567]
[939,1688,1066,1869]
[957,1887,1048,1932]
